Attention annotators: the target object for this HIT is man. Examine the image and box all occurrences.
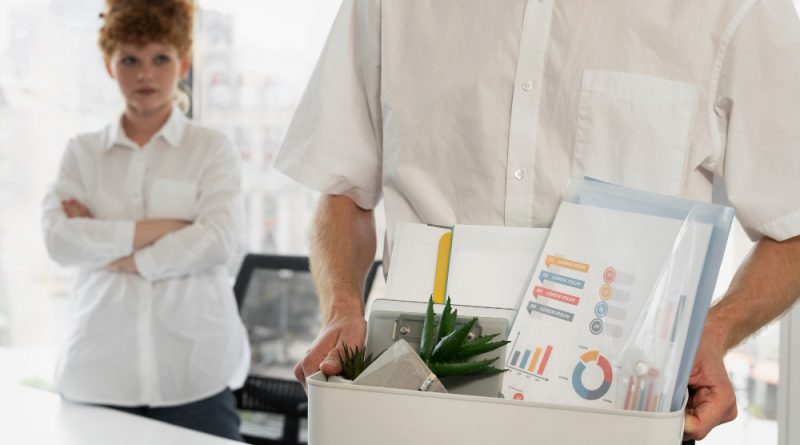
[275,0,800,440]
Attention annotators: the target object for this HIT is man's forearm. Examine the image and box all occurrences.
[706,235,800,350]
[309,195,377,320]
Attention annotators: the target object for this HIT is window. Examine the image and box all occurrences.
[0,0,123,360]
[193,1,345,255]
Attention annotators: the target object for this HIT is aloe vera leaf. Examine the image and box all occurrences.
[461,333,500,347]
[338,345,354,379]
[430,317,478,362]
[427,357,499,378]
[436,298,455,342]
[419,296,436,360]
[455,340,511,359]
[337,343,382,380]
[467,365,508,376]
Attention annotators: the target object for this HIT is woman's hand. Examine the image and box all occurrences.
[108,255,138,273]
[61,199,93,219]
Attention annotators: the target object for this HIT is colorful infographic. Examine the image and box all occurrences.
[501,202,712,411]
[572,350,613,400]
[507,333,554,379]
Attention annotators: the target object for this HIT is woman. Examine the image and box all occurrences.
[41,0,249,440]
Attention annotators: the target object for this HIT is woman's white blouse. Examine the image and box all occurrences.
[42,108,250,407]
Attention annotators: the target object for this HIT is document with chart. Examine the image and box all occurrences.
[501,201,712,412]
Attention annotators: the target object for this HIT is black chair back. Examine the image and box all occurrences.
[233,254,381,445]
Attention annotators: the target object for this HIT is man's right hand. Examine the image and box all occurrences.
[294,305,366,388]
[296,193,377,388]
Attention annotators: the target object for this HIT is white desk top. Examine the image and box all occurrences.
[0,384,242,445]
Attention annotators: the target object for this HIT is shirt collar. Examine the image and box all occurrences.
[104,104,187,151]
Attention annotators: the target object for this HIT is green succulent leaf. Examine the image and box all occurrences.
[419,296,436,361]
[464,365,509,376]
[427,357,501,378]
[436,297,456,343]
[455,340,510,360]
[337,343,382,381]
[414,296,509,381]
[462,333,500,346]
[430,317,478,362]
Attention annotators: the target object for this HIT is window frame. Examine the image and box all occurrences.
[779,305,799,445]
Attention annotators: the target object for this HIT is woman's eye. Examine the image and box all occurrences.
[154,55,172,65]
[120,56,137,66]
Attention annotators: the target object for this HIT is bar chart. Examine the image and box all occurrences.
[507,333,554,379]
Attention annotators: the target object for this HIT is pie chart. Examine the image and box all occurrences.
[572,350,613,400]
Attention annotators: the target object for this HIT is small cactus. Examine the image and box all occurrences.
[338,343,381,381]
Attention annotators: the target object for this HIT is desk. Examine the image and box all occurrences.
[0,384,241,444]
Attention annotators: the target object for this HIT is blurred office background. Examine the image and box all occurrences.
[0,1,796,444]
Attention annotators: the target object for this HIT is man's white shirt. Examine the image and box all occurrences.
[276,0,800,259]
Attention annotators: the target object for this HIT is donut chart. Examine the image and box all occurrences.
[571,350,613,400]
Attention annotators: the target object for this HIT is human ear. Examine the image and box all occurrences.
[180,56,191,79]
[104,58,115,79]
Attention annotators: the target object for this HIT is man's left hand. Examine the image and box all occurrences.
[683,323,738,440]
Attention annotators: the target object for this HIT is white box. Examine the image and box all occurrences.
[307,298,687,445]
[307,371,686,445]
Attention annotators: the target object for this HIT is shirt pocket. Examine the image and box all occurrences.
[148,178,198,220]
[571,70,699,196]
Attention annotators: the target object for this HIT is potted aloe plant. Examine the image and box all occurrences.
[334,344,381,382]
[336,296,509,390]
[418,296,509,378]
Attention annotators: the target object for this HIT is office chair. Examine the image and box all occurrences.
[233,254,381,445]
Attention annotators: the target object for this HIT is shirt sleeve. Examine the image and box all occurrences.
[273,0,383,210]
[41,139,136,268]
[133,135,244,282]
[711,0,800,241]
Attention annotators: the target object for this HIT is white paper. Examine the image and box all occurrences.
[447,225,549,309]
[501,202,712,412]
[385,223,549,309]
[385,223,450,303]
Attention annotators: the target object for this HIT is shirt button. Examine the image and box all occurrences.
[521,80,534,92]
[514,168,526,180]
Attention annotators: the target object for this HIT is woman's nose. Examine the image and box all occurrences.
[137,64,155,82]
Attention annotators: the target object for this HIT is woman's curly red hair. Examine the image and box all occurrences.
[98,0,195,60]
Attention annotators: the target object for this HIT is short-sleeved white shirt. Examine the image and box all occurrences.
[42,107,250,406]
[275,0,800,255]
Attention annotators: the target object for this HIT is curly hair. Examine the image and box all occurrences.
[98,0,195,60]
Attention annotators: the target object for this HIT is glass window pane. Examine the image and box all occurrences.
[0,0,121,364]
[194,1,345,255]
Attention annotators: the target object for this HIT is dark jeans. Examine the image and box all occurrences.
[105,388,243,442]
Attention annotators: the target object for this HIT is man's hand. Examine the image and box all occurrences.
[683,235,800,439]
[295,194,376,388]
[683,323,737,441]
[108,255,138,273]
[294,303,366,387]
[61,199,93,218]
